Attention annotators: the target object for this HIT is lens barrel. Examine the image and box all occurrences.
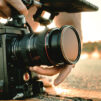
[11,25,81,66]
[45,25,81,65]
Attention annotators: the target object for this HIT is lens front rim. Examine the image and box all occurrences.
[45,26,81,65]
[60,25,81,64]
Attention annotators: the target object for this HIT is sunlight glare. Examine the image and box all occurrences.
[81,0,101,43]
[43,12,51,20]
[80,53,89,60]
[91,51,100,59]
[0,18,7,24]
[54,87,71,95]
[36,25,45,32]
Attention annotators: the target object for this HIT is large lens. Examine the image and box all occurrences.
[60,26,81,64]
[44,25,81,65]
[10,25,81,66]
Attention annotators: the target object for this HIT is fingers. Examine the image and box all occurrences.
[39,78,52,87]
[29,66,63,76]
[6,0,28,16]
[0,11,7,18]
[0,0,11,17]
[54,65,73,86]
[72,64,75,68]
[29,65,74,86]
[26,17,40,31]
[0,0,28,18]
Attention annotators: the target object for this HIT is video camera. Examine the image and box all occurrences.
[0,0,98,99]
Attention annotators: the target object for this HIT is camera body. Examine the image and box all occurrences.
[0,22,80,99]
[0,17,81,99]
[0,24,43,99]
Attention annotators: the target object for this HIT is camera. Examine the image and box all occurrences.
[0,0,98,99]
[0,19,81,99]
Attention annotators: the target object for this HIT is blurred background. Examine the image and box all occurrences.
[52,0,101,99]
[82,0,101,43]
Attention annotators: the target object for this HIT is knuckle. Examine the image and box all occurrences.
[0,4,4,9]
[19,8,28,16]
[0,0,4,9]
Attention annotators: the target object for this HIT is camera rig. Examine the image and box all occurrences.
[0,0,98,99]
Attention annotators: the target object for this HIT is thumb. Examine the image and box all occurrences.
[54,65,73,86]
[6,0,28,16]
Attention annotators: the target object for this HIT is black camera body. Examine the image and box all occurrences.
[0,21,81,99]
[0,24,44,99]
[0,0,98,99]
[0,22,80,99]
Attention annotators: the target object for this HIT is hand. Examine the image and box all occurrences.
[0,0,28,18]
[29,65,75,86]
[0,0,39,31]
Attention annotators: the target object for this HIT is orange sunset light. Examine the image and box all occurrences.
[91,50,100,59]
[80,49,101,60]
[80,53,89,60]
[81,0,101,43]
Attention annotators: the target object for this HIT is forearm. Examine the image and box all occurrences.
[54,12,83,46]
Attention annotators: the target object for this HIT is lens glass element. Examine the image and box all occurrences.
[60,26,79,62]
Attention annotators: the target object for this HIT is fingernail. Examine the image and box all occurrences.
[54,79,60,86]
[29,67,33,71]
[22,9,28,16]
[33,66,38,71]
[54,82,58,86]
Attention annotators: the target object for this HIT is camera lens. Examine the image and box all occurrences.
[44,25,81,65]
[10,25,81,66]
[60,26,81,64]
